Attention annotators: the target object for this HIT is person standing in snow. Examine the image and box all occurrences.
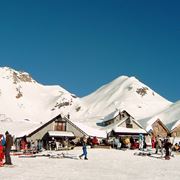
[130,136,136,149]
[145,134,152,150]
[164,138,172,160]
[138,134,144,150]
[79,137,88,160]
[155,135,162,154]
[4,131,13,165]
[0,134,6,167]
[151,135,156,149]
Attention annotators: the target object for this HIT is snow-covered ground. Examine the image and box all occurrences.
[0,147,180,180]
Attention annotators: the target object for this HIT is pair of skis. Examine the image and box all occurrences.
[49,153,79,160]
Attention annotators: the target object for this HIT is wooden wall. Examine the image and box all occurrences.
[171,124,180,137]
[152,120,168,137]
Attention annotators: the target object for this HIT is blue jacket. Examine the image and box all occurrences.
[1,135,6,146]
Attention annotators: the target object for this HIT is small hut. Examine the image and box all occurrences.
[169,120,180,137]
[138,118,169,138]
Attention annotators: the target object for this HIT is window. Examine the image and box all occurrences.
[54,121,66,131]
[126,118,133,128]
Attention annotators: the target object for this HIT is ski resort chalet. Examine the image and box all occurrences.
[16,116,77,142]
[138,118,169,138]
[138,116,180,138]
[14,114,107,150]
[150,119,169,137]
[97,110,147,137]
[151,118,180,138]
[171,122,180,137]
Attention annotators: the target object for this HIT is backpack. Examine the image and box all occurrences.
[1,136,6,146]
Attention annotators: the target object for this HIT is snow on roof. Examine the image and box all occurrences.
[137,101,180,132]
[99,117,130,133]
[138,116,158,132]
[0,121,41,137]
[48,131,75,137]
[15,122,43,138]
[156,101,180,131]
[102,109,119,122]
[73,122,107,138]
[170,119,180,132]
[113,126,147,134]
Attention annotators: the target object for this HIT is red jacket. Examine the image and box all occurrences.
[0,145,4,161]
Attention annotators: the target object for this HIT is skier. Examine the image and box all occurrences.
[79,137,88,160]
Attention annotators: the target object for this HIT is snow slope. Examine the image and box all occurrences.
[0,67,82,123]
[78,76,172,123]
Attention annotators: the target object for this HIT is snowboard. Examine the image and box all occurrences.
[62,153,79,160]
[49,153,79,160]
[49,154,64,159]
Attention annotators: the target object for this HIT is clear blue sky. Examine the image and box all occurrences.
[0,0,179,102]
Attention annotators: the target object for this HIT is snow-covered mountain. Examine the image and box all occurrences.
[0,67,82,124]
[76,76,172,124]
[1,66,179,135]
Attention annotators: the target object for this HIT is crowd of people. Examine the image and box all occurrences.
[105,134,177,160]
[1,130,180,164]
[78,134,180,160]
[14,136,76,153]
[0,131,13,166]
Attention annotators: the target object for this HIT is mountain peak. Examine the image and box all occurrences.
[0,67,36,84]
[109,75,154,97]
[81,75,172,120]
[0,66,82,124]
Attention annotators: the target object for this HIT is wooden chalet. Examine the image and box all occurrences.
[15,115,88,146]
[111,118,147,137]
[97,110,133,127]
[98,110,147,137]
[170,121,180,137]
[150,119,169,137]
[138,118,169,138]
